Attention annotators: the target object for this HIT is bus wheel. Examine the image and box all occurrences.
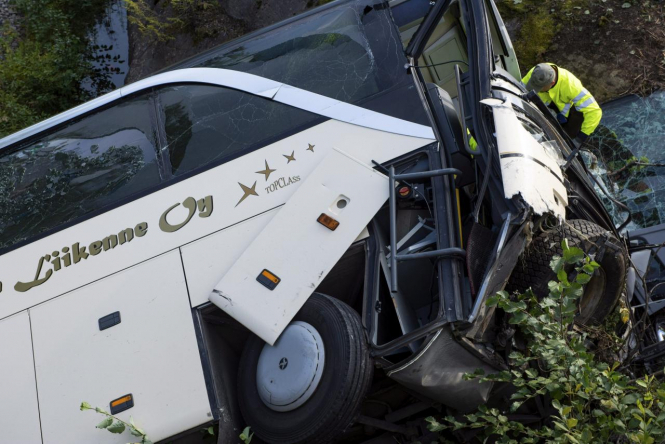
[237,293,373,444]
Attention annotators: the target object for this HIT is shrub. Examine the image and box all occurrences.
[426,239,665,444]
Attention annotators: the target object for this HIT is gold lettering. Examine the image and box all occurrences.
[197,196,213,218]
[135,222,148,237]
[102,235,118,251]
[15,256,53,292]
[89,241,103,256]
[62,247,71,267]
[72,242,89,263]
[159,197,197,233]
[118,228,134,245]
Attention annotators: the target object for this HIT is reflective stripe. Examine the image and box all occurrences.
[573,89,589,103]
[561,103,572,116]
[576,97,596,110]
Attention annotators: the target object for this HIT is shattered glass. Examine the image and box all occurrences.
[158,84,317,176]
[584,92,665,230]
[186,0,427,125]
[0,94,160,250]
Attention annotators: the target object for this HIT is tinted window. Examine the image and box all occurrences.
[0,94,160,250]
[158,84,317,176]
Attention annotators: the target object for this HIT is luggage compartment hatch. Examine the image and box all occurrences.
[210,148,390,345]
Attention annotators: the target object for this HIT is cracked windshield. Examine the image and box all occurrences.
[585,92,665,230]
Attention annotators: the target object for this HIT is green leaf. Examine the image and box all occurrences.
[576,273,592,285]
[550,256,565,273]
[561,239,570,252]
[130,426,144,437]
[622,393,639,405]
[96,417,113,429]
[563,247,585,264]
[566,418,578,429]
[107,421,126,434]
[557,268,568,283]
[80,401,92,411]
[239,426,253,444]
[207,426,214,436]
[509,311,528,324]
[486,295,501,307]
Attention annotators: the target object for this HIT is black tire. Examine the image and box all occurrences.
[237,293,373,444]
[508,219,627,325]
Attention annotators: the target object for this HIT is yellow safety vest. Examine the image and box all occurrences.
[522,63,602,136]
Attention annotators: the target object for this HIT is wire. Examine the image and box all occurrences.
[405,60,469,70]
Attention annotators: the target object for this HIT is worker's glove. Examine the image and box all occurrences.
[573,133,588,149]
[556,113,568,124]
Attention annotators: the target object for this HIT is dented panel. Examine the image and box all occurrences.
[482,98,568,218]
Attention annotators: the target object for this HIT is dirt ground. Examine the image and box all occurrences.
[500,0,665,102]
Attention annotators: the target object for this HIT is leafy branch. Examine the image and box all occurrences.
[80,401,152,444]
[426,239,665,443]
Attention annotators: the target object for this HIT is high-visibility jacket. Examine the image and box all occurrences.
[522,63,602,136]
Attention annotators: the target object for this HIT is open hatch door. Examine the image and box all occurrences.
[209,149,390,344]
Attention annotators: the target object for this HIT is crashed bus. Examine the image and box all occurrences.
[0,0,659,443]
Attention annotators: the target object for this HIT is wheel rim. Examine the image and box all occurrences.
[256,321,325,412]
[579,267,607,319]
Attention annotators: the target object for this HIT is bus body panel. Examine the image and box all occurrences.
[0,311,43,443]
[30,250,210,443]
[182,208,280,308]
[0,119,432,321]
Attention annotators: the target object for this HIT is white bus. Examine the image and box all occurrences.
[0,0,630,443]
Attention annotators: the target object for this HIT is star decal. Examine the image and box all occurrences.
[307,143,315,152]
[283,151,296,163]
[256,160,276,181]
[236,181,258,207]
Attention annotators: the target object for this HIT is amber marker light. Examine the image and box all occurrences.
[110,394,134,414]
[317,213,340,231]
[261,269,280,284]
[111,395,132,407]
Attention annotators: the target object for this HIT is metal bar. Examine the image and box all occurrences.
[455,64,476,156]
[467,214,512,323]
[356,415,411,436]
[371,317,448,356]
[389,165,398,293]
[395,168,462,181]
[396,248,466,262]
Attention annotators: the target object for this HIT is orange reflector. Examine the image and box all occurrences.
[398,186,410,197]
[261,269,280,284]
[111,395,132,407]
[317,213,340,231]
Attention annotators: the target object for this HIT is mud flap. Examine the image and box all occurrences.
[209,148,390,345]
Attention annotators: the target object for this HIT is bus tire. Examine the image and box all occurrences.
[237,293,373,444]
[508,219,627,325]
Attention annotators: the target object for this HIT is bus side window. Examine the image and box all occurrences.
[0,93,161,250]
[155,84,317,177]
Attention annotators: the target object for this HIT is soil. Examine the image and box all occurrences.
[500,0,665,102]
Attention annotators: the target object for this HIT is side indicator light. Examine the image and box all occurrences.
[110,394,134,414]
[317,213,340,231]
[257,269,281,290]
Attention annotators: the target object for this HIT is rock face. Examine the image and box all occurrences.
[126,0,317,84]
[0,0,20,32]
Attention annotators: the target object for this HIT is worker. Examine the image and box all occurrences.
[522,63,602,148]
